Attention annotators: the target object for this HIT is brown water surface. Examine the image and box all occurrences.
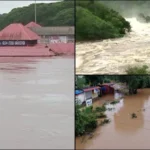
[76,89,150,149]
[0,57,74,149]
[76,18,150,74]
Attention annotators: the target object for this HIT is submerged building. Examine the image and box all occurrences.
[0,23,40,46]
[30,26,74,44]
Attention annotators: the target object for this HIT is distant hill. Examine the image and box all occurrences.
[76,0,131,41]
[0,1,74,30]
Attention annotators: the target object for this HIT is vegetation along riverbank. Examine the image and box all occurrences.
[75,75,150,138]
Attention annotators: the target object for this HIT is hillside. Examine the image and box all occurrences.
[0,1,74,30]
[76,1,131,41]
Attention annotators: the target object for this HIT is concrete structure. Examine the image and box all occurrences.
[75,90,85,105]
[75,86,101,105]
[83,86,100,100]
[30,26,74,44]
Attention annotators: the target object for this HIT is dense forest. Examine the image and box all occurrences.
[76,0,131,41]
[0,1,74,30]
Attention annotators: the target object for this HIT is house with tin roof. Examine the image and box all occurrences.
[75,86,101,105]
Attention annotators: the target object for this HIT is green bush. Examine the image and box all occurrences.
[96,112,107,118]
[110,100,120,105]
[125,65,150,75]
[75,105,98,136]
[95,106,106,112]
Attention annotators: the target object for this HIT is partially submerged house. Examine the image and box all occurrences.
[30,26,74,44]
[75,86,101,105]
[83,86,101,99]
[0,23,40,46]
[98,83,115,94]
[25,21,42,28]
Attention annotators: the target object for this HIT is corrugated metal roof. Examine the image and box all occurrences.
[25,21,42,28]
[83,86,100,92]
[0,23,40,40]
[30,26,74,36]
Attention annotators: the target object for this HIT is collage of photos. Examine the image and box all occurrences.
[0,0,74,149]
[75,0,150,150]
[0,0,150,149]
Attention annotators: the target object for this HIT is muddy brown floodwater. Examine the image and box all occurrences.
[76,18,150,74]
[0,57,74,149]
[76,88,150,149]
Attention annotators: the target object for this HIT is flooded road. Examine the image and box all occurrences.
[76,89,150,149]
[76,18,150,74]
[0,57,74,149]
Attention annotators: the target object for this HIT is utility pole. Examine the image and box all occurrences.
[35,0,37,23]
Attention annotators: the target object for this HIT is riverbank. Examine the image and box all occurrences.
[76,88,150,149]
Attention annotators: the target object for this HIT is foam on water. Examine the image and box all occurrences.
[76,17,150,74]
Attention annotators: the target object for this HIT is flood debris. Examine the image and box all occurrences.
[107,108,115,111]
[96,112,107,118]
[131,113,137,118]
[100,118,111,126]
[88,133,94,139]
[110,100,120,105]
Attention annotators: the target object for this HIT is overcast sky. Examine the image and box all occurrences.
[0,1,59,14]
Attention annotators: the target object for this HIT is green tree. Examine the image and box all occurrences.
[76,0,131,41]
[0,1,74,29]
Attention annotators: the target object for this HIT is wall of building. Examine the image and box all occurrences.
[76,93,85,105]
[84,91,92,100]
[92,89,100,99]
[39,35,74,44]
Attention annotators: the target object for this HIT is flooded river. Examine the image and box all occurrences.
[76,88,150,149]
[76,18,150,74]
[0,57,74,149]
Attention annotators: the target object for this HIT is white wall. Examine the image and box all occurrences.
[75,93,85,105]
[39,35,74,43]
[49,36,67,43]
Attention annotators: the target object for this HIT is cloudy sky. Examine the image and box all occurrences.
[0,1,59,14]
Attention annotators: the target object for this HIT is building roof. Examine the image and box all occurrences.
[83,86,100,92]
[25,21,42,28]
[0,23,41,40]
[102,83,114,86]
[75,90,84,95]
[30,26,74,36]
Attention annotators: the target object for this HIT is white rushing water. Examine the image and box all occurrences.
[76,17,150,74]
